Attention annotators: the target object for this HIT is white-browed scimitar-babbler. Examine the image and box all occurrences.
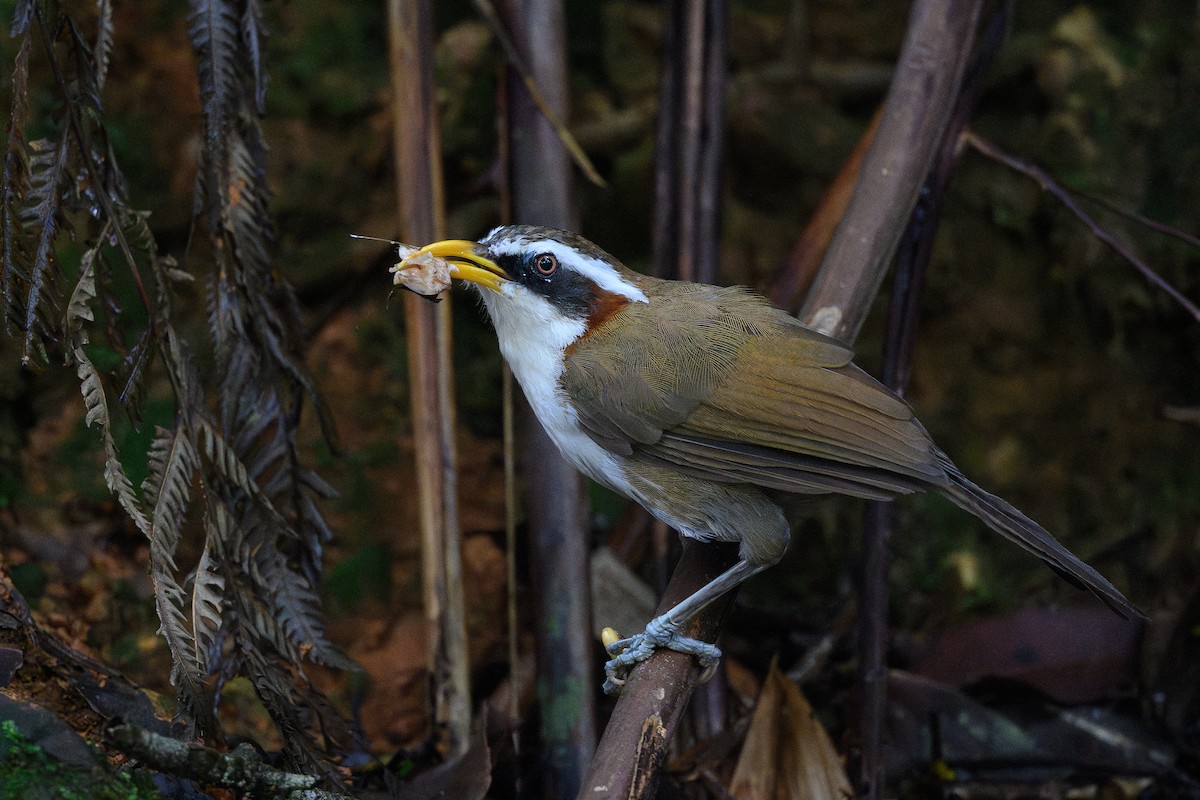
[395,225,1139,694]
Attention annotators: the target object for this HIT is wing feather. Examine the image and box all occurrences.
[559,277,1139,618]
[649,434,923,499]
[561,281,949,498]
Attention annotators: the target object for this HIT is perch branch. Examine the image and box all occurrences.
[579,542,740,799]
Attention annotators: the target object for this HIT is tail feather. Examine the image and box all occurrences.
[938,456,1141,619]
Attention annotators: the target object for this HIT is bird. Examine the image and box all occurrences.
[395,224,1139,693]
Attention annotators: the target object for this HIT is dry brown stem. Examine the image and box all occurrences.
[387,0,471,758]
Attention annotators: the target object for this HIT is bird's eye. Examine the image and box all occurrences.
[532,252,558,277]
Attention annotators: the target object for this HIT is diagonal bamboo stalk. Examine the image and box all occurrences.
[386,0,471,759]
[799,0,984,341]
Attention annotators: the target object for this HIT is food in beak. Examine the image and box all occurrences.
[389,245,454,299]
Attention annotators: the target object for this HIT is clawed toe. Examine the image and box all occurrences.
[601,618,722,695]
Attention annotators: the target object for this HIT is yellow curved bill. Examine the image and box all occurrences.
[400,239,508,293]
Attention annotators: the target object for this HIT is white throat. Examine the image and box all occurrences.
[480,284,584,412]
[478,284,632,493]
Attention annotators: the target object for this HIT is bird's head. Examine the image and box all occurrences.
[397,225,650,347]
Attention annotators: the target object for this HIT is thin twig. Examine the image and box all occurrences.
[471,0,606,188]
[859,500,893,800]
[651,0,683,278]
[965,130,1200,323]
[503,362,522,797]
[857,9,1009,796]
[786,598,857,685]
[1077,192,1200,251]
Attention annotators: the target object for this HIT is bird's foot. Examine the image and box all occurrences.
[602,616,721,695]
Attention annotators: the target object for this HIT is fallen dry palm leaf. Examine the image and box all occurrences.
[730,663,854,800]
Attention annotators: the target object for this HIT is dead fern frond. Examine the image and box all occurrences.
[1,30,33,336]
[143,425,201,560]
[192,531,226,673]
[20,131,72,362]
[187,0,243,146]
[2,0,354,771]
[67,247,150,535]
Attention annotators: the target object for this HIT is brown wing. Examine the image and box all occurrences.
[561,282,948,500]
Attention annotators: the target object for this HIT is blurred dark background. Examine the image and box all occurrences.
[0,0,1197,774]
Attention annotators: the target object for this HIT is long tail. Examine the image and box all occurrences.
[937,453,1140,619]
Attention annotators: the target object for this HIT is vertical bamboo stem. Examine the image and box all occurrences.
[857,8,1009,796]
[654,0,726,285]
[500,0,597,794]
[387,0,471,759]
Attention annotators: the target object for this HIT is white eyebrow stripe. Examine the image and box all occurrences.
[490,237,649,303]
[538,240,650,303]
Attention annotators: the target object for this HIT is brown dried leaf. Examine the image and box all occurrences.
[730,662,854,800]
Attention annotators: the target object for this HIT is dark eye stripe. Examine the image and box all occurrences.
[491,247,593,318]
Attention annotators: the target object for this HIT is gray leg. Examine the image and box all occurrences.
[603,558,766,693]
